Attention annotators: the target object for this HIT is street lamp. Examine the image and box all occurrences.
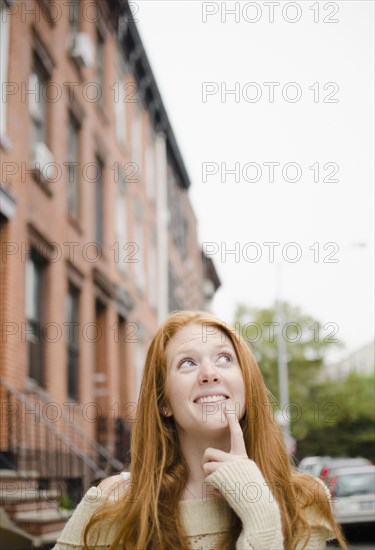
[274,263,294,453]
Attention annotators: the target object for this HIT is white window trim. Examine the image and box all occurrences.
[146,129,156,201]
[115,81,126,146]
[132,103,142,174]
[134,217,144,291]
[148,237,157,310]
[116,186,127,273]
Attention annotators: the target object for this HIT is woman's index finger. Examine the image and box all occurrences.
[224,404,247,455]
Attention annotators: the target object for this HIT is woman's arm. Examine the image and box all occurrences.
[202,407,284,549]
[206,459,284,550]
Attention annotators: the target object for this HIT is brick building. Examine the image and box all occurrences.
[0,0,220,544]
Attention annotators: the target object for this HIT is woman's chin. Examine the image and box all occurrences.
[197,414,229,431]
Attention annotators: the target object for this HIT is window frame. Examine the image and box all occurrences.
[67,111,81,219]
[96,28,105,108]
[94,155,105,248]
[25,253,46,387]
[66,283,80,401]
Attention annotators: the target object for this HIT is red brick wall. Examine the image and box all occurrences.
[1,0,208,457]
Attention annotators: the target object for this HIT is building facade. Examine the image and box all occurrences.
[320,340,375,382]
[0,1,220,544]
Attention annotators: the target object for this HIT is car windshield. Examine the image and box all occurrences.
[311,463,325,476]
[335,472,375,497]
[330,458,368,469]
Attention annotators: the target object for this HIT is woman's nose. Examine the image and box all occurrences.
[198,361,221,384]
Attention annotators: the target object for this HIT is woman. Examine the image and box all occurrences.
[53,310,346,549]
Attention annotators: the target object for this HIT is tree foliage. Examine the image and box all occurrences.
[233,303,374,461]
[234,302,342,406]
[295,373,375,462]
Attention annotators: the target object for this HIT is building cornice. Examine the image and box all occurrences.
[117,1,191,190]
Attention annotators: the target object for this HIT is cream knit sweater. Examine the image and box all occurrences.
[53,460,334,550]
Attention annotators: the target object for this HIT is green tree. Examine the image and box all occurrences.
[295,372,375,462]
[234,302,342,407]
[233,303,374,461]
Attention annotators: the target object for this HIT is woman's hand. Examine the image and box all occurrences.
[202,402,249,481]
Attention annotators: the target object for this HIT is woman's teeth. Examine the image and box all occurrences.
[195,395,228,404]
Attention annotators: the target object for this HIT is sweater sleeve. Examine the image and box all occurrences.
[205,459,284,550]
[52,487,113,550]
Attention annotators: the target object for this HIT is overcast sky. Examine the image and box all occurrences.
[136,1,374,361]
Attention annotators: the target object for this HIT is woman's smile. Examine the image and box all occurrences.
[194,395,229,404]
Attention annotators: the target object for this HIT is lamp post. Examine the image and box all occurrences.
[275,298,290,435]
[274,263,294,452]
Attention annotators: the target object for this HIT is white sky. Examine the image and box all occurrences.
[136,1,374,361]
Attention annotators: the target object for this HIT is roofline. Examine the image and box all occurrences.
[117,1,191,190]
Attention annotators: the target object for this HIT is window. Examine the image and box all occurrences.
[146,128,155,200]
[95,156,104,247]
[0,2,11,146]
[26,254,45,386]
[96,30,104,107]
[28,30,54,187]
[179,217,188,259]
[168,264,184,312]
[69,0,80,35]
[167,163,180,235]
[29,55,49,148]
[134,209,144,292]
[67,113,80,218]
[148,229,157,310]
[135,341,145,399]
[116,166,127,273]
[117,315,126,369]
[94,298,108,448]
[167,164,188,259]
[132,104,142,172]
[66,284,80,400]
[115,51,127,146]
[95,299,106,382]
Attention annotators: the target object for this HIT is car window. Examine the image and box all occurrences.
[312,463,324,476]
[336,472,375,497]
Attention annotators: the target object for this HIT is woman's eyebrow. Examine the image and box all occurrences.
[174,348,197,358]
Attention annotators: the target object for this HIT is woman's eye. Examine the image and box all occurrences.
[217,353,232,364]
[178,358,196,368]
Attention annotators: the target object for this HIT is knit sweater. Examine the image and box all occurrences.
[52,460,335,550]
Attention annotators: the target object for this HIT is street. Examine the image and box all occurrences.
[328,524,375,549]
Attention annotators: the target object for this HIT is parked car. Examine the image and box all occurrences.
[329,465,375,526]
[318,457,372,484]
[298,456,331,477]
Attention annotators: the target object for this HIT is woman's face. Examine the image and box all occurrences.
[164,323,246,435]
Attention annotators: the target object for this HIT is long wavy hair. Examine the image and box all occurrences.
[84,310,346,549]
